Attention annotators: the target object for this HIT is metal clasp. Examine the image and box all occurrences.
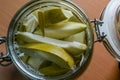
[0,37,12,66]
[0,37,6,44]
[91,19,107,42]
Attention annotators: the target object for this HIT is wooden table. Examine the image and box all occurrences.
[0,0,119,80]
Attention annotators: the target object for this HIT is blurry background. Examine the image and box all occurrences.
[0,0,119,80]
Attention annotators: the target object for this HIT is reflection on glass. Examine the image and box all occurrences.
[115,5,120,39]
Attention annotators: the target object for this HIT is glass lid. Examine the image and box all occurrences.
[100,0,120,61]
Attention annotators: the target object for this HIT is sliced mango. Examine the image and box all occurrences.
[20,43,75,68]
[27,56,48,70]
[64,31,86,43]
[34,22,86,39]
[16,32,87,55]
[39,64,69,76]
[23,13,38,32]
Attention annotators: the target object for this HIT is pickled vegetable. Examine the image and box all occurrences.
[15,6,87,76]
[39,64,69,76]
[23,13,38,32]
[64,31,86,43]
[20,43,74,68]
[17,32,86,55]
[34,22,86,39]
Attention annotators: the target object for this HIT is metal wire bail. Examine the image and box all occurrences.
[91,19,107,43]
[0,37,12,66]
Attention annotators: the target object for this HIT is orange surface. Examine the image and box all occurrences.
[0,0,120,80]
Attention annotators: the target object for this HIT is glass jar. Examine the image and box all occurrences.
[0,0,120,80]
[1,0,94,80]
